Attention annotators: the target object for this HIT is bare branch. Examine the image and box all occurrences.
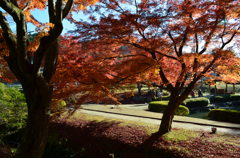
[43,40,59,82]
[0,11,16,55]
[168,31,178,55]
[178,26,189,56]
[175,62,187,89]
[10,0,18,7]
[199,16,219,54]
[220,30,238,50]
[55,0,63,23]
[130,42,178,61]
[63,0,73,19]
[159,68,174,91]
[194,57,217,82]
[195,32,199,53]
[103,54,148,60]
[48,0,56,23]
[34,0,73,74]
[0,0,21,23]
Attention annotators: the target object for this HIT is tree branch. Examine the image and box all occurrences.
[159,68,174,91]
[178,26,189,56]
[43,40,59,82]
[63,0,73,19]
[199,16,219,54]
[0,11,16,55]
[48,0,56,23]
[130,42,177,61]
[220,30,238,50]
[168,31,178,55]
[0,0,21,23]
[103,54,148,60]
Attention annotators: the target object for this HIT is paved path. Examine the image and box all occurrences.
[79,104,240,135]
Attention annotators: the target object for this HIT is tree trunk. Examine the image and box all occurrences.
[158,90,188,135]
[158,98,179,135]
[137,83,142,96]
[233,84,236,94]
[225,83,228,94]
[15,77,52,158]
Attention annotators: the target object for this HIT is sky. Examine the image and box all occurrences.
[28,9,77,34]
[8,9,79,35]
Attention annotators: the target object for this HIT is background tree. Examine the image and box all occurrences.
[68,0,240,134]
[0,0,98,157]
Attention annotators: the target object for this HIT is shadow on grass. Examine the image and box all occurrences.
[50,119,185,158]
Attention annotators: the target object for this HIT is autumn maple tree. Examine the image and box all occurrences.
[66,0,240,134]
[0,0,99,157]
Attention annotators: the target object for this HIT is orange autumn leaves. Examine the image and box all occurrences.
[52,0,240,103]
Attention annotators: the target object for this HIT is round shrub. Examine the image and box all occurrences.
[148,101,189,116]
[210,94,240,103]
[162,91,170,96]
[159,95,170,101]
[231,101,240,107]
[183,97,209,108]
[229,94,240,102]
[210,95,229,103]
[208,109,240,123]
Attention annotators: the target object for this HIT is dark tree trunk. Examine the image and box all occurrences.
[158,97,179,135]
[158,91,187,135]
[15,77,52,158]
[0,1,74,158]
[137,83,143,96]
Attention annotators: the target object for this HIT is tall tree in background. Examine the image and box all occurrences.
[0,0,98,157]
[70,0,240,134]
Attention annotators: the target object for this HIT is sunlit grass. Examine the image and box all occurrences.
[163,128,198,142]
[207,133,240,146]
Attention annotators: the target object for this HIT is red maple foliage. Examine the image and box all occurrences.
[58,0,240,134]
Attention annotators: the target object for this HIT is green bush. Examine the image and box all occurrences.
[229,94,240,102]
[156,91,170,101]
[148,101,189,116]
[210,94,240,103]
[208,109,240,123]
[0,83,27,131]
[156,95,170,101]
[209,95,229,103]
[162,91,170,96]
[231,101,240,107]
[183,97,209,108]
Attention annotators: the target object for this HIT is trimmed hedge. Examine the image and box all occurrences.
[148,101,189,116]
[183,97,210,108]
[210,94,240,103]
[231,101,240,107]
[208,109,240,123]
[229,94,240,102]
[210,95,229,103]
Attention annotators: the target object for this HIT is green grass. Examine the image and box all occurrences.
[207,134,240,146]
[163,128,198,141]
